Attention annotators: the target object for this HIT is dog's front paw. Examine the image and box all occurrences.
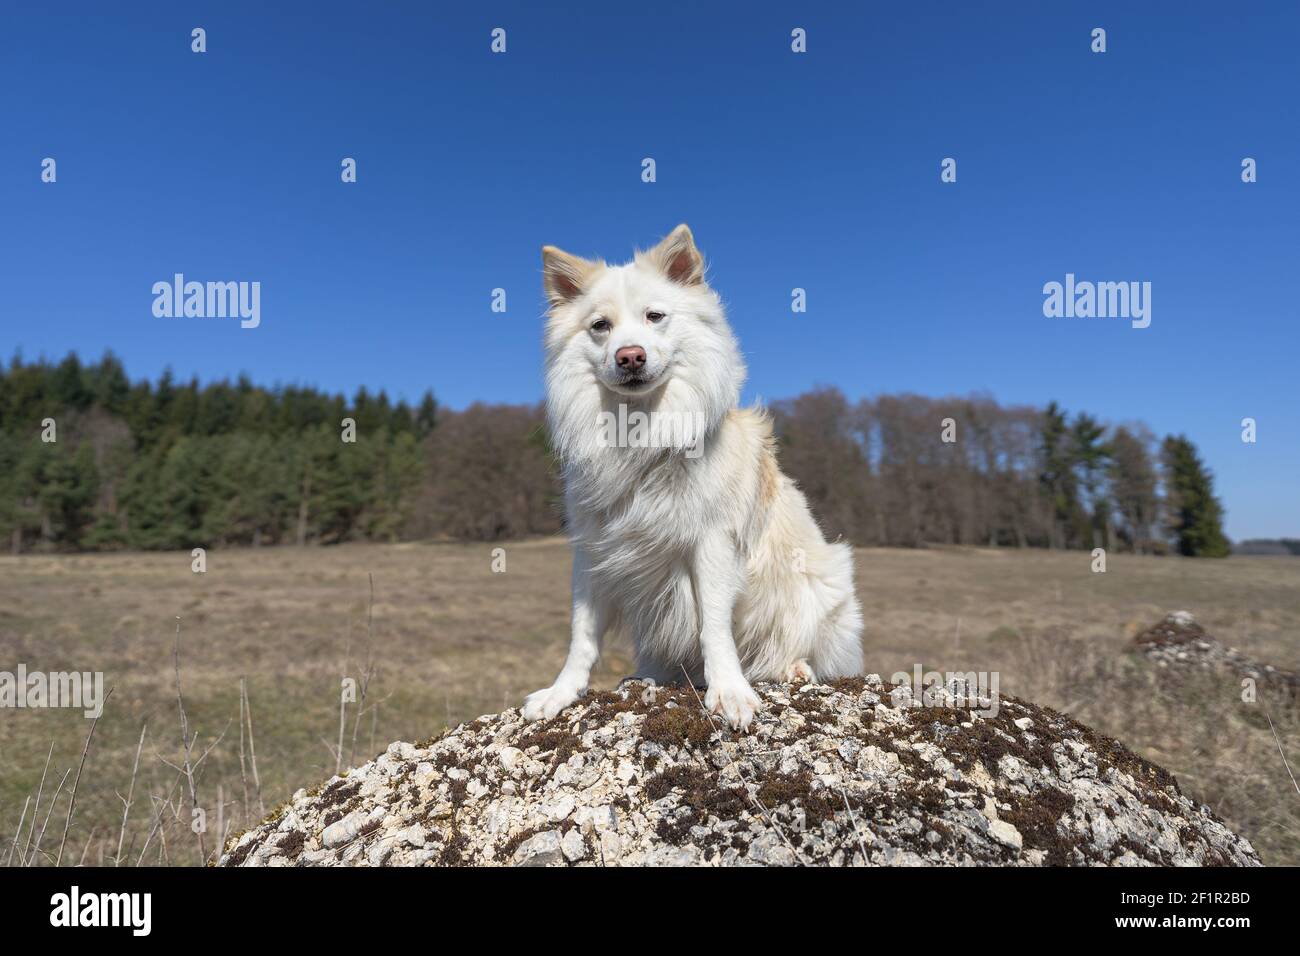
[704,676,761,731]
[522,682,584,721]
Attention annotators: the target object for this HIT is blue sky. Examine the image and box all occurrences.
[1,2,1296,538]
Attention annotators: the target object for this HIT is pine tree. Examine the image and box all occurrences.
[34,441,99,547]
[1071,413,1111,547]
[1038,402,1084,548]
[89,352,130,414]
[0,429,27,551]
[52,354,93,410]
[1160,435,1230,557]
[415,391,438,438]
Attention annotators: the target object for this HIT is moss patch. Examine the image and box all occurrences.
[641,707,713,749]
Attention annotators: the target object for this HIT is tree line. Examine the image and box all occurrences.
[769,389,1230,557]
[0,354,1229,556]
[1235,538,1300,556]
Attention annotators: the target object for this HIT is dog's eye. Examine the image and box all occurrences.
[646,310,666,323]
[590,318,610,333]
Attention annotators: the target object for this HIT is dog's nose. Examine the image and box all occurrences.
[615,346,647,371]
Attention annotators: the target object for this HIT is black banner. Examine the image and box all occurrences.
[0,865,1274,941]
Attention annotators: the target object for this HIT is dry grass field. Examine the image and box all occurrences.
[1,539,1297,865]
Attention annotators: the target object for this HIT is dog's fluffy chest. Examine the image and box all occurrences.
[570,449,729,548]
[567,453,723,643]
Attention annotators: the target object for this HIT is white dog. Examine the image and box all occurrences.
[523,225,863,729]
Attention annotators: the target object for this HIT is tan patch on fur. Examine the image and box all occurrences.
[724,407,781,509]
[753,413,782,509]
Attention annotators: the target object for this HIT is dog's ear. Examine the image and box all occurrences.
[644,224,704,286]
[542,245,598,308]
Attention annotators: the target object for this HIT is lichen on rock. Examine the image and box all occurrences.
[218,675,1260,867]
